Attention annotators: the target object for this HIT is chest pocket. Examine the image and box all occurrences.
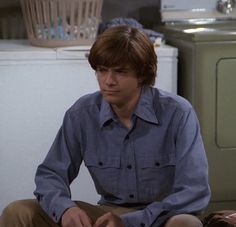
[84,152,121,195]
[137,154,176,201]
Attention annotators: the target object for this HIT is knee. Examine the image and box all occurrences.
[1,199,37,223]
[2,200,22,219]
[165,214,203,227]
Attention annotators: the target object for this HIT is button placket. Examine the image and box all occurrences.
[125,134,138,201]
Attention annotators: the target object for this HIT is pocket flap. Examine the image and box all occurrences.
[84,154,120,168]
[140,154,175,169]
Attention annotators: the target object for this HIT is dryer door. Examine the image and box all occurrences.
[216,58,236,148]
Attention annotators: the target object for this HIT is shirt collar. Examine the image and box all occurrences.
[99,86,159,128]
[99,98,116,127]
[134,86,159,125]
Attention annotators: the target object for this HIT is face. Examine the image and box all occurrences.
[96,65,142,107]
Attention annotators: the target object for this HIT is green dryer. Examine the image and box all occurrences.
[157,0,236,212]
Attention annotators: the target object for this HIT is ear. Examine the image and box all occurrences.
[138,76,144,86]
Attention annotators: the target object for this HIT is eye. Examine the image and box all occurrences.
[114,68,129,74]
[97,66,108,73]
[115,69,126,73]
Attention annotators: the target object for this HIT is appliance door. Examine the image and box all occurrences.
[197,42,236,210]
[162,33,236,211]
[0,57,100,214]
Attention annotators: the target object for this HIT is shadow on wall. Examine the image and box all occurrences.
[0,0,27,39]
[0,7,27,39]
[101,0,162,29]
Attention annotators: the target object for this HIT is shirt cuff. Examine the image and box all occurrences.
[120,210,148,227]
[44,198,77,223]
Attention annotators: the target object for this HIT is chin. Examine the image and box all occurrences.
[104,96,120,105]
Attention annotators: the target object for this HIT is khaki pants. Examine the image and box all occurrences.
[1,199,203,227]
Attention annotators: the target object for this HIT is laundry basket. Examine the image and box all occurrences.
[20,0,103,47]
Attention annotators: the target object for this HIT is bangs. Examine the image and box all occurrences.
[88,31,134,69]
[93,47,130,68]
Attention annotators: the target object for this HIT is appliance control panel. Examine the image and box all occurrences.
[161,0,236,22]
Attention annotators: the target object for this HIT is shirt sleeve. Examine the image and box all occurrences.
[121,107,211,227]
[34,110,83,223]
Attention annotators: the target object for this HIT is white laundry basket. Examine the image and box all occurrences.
[20,0,103,47]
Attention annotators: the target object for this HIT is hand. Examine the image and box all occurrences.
[94,212,125,227]
[61,206,93,227]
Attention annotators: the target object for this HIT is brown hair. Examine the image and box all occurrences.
[88,25,157,86]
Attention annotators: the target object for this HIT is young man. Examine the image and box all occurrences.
[1,25,211,227]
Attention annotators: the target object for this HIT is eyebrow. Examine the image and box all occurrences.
[97,66,131,70]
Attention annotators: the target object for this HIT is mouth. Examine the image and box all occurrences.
[103,90,119,94]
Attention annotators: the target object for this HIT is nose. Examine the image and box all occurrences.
[105,70,117,85]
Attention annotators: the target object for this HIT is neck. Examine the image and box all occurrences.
[112,89,141,128]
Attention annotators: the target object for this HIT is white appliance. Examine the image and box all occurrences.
[0,40,177,214]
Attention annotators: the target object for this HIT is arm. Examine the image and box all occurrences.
[34,110,83,223]
[120,108,211,227]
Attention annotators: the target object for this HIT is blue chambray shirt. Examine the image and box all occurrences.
[34,86,211,227]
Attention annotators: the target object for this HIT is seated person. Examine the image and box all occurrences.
[1,25,211,227]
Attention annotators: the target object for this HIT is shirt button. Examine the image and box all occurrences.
[98,161,103,166]
[129,194,134,198]
[37,195,42,201]
[155,162,160,167]
[52,212,57,220]
[127,165,132,169]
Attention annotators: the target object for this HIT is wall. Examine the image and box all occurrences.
[0,0,19,8]
[101,0,161,28]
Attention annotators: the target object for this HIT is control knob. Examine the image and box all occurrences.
[217,0,235,14]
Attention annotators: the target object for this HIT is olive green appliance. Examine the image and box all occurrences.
[156,0,236,212]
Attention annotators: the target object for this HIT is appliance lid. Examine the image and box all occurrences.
[0,40,56,60]
[161,0,236,23]
[0,40,90,60]
[159,23,236,41]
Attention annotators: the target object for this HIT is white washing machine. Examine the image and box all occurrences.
[0,40,177,213]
